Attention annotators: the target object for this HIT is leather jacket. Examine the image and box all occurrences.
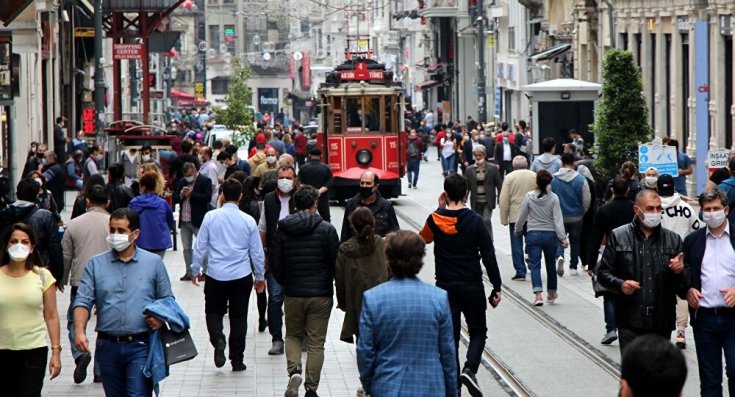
[597,217,685,331]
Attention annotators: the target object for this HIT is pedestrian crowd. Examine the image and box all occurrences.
[0,109,729,397]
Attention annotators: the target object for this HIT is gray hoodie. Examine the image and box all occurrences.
[532,152,562,174]
[514,189,567,242]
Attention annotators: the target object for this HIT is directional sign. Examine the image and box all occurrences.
[638,140,679,177]
[707,148,729,173]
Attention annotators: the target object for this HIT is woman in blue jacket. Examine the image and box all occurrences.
[129,172,174,258]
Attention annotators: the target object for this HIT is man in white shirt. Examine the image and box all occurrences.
[198,146,219,207]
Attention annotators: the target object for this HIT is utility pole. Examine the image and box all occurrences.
[94,0,105,142]
[476,0,487,122]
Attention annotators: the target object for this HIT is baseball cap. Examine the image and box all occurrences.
[657,174,675,196]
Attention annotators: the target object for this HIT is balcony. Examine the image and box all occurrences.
[418,0,458,19]
[103,0,180,12]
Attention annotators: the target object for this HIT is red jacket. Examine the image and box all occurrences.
[434,130,446,146]
[294,132,308,156]
[494,132,516,144]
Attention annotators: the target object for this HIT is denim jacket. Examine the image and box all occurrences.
[142,297,191,395]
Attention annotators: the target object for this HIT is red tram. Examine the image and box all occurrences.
[316,58,406,203]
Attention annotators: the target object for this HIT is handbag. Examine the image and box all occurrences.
[160,328,198,365]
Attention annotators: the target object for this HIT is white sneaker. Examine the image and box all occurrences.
[570,268,579,276]
[556,257,565,277]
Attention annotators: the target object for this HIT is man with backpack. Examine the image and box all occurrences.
[406,129,426,189]
[717,156,735,225]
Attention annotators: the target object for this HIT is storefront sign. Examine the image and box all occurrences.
[0,32,12,104]
[258,88,279,114]
[707,148,729,173]
[82,106,95,133]
[113,43,144,60]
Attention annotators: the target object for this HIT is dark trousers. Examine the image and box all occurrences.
[296,155,306,169]
[96,338,151,397]
[692,309,735,397]
[618,327,671,354]
[499,160,512,178]
[437,281,487,375]
[0,346,47,397]
[257,289,267,323]
[204,274,253,364]
[267,271,284,342]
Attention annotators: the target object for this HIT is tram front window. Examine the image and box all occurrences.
[345,97,381,132]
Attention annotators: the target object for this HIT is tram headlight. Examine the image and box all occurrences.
[356,149,373,166]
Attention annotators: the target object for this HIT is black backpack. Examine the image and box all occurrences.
[0,205,38,237]
[407,139,419,158]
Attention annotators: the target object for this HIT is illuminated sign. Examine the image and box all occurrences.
[82,107,95,133]
[339,62,384,81]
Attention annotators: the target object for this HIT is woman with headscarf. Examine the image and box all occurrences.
[642,167,660,190]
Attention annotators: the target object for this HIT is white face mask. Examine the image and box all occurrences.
[644,176,658,188]
[184,175,195,183]
[266,155,277,165]
[639,211,662,228]
[142,155,151,162]
[703,210,727,229]
[277,178,293,193]
[7,243,31,262]
[475,158,484,165]
[106,233,133,252]
[95,154,104,161]
[33,177,43,186]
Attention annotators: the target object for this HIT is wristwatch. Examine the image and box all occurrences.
[51,344,62,351]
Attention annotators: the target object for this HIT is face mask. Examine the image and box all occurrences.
[639,211,662,228]
[106,233,133,252]
[142,155,151,162]
[95,154,104,161]
[184,175,195,183]
[703,210,727,229]
[503,137,509,144]
[266,155,277,165]
[36,152,45,159]
[33,177,43,186]
[277,178,293,193]
[7,243,31,262]
[475,158,484,165]
[41,158,48,166]
[644,176,658,188]
[31,146,37,153]
[359,186,374,199]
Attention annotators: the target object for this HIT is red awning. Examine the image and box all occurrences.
[170,88,195,100]
[177,98,210,107]
[415,80,440,90]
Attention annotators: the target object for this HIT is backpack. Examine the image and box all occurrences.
[0,206,38,237]
[407,139,418,158]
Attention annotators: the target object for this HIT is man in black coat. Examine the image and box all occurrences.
[54,116,69,162]
[597,189,685,353]
[42,151,67,211]
[107,163,135,212]
[297,148,333,222]
[173,162,212,281]
[340,171,399,243]
[271,185,339,397]
[23,143,46,179]
[493,134,519,179]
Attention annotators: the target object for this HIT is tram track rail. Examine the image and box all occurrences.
[393,207,620,396]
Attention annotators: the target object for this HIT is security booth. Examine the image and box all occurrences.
[521,79,602,155]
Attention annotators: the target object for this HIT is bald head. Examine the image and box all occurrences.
[635,189,660,206]
[360,171,379,187]
[278,154,294,168]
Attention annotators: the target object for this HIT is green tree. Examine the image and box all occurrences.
[592,49,653,181]
[218,58,256,147]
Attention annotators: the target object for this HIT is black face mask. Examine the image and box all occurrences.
[36,152,45,159]
[359,186,374,199]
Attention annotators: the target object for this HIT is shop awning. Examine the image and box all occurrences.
[170,88,195,100]
[530,44,572,61]
[0,0,34,26]
[415,80,440,90]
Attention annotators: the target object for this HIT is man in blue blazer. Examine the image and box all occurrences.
[357,230,457,397]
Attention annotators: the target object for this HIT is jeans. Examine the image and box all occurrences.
[0,346,47,397]
[556,220,582,269]
[618,328,671,355]
[441,154,457,176]
[603,294,616,333]
[526,230,558,293]
[284,296,333,391]
[96,338,152,397]
[508,223,526,277]
[267,271,284,342]
[204,274,253,364]
[180,221,200,276]
[437,281,487,375]
[68,288,102,378]
[692,309,735,397]
[407,159,420,186]
[473,202,493,241]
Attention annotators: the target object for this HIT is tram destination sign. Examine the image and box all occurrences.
[339,62,384,81]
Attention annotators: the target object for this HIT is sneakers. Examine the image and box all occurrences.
[73,352,92,384]
[511,274,526,281]
[556,257,565,277]
[675,330,686,349]
[214,339,226,368]
[285,371,303,397]
[547,292,558,304]
[569,268,579,276]
[269,340,285,355]
[533,294,544,307]
[601,330,618,345]
[232,361,247,371]
[408,183,413,189]
[356,386,368,397]
[460,368,483,397]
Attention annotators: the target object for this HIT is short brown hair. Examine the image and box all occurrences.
[385,230,425,279]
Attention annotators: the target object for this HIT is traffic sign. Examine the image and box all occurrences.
[707,148,729,173]
[638,138,679,177]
